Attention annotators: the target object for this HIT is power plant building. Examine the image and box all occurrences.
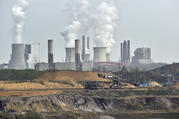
[33,35,119,72]
[132,48,153,64]
[121,40,130,64]
[25,43,40,69]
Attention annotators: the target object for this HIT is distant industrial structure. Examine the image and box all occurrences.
[132,48,152,64]
[8,43,40,70]
[25,43,40,69]
[34,35,120,72]
[121,40,130,64]
[9,44,27,69]
[0,64,8,69]
[5,36,166,72]
[48,40,54,70]
[130,48,166,71]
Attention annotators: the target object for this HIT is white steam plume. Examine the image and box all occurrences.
[63,0,90,48]
[12,0,29,44]
[94,0,119,53]
[63,21,81,48]
[63,0,119,53]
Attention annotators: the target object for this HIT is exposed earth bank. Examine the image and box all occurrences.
[0,89,179,119]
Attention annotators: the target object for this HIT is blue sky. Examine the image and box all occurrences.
[0,0,179,64]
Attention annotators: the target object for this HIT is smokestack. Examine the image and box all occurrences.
[127,40,130,62]
[9,44,26,69]
[121,40,130,64]
[75,39,81,70]
[82,36,86,60]
[121,43,123,62]
[87,36,90,49]
[66,48,75,63]
[93,47,107,62]
[48,40,54,70]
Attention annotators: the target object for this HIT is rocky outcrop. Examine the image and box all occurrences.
[0,94,179,114]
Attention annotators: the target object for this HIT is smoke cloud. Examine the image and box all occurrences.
[12,0,29,44]
[63,0,119,53]
[63,0,90,48]
[63,21,81,48]
[94,0,118,53]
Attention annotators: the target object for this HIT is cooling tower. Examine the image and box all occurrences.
[75,39,81,70]
[66,48,75,63]
[106,54,110,61]
[9,44,26,69]
[93,47,107,62]
[48,40,54,70]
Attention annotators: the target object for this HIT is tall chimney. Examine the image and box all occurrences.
[123,40,127,62]
[9,44,26,69]
[127,40,130,62]
[48,40,54,70]
[75,39,81,70]
[87,36,90,49]
[121,43,123,62]
[82,36,86,60]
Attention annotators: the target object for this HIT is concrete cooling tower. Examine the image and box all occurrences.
[65,48,75,63]
[93,47,107,62]
[9,44,26,69]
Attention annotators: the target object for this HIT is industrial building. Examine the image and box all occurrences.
[8,43,40,70]
[121,40,130,64]
[25,43,40,69]
[0,64,8,69]
[35,40,55,71]
[130,48,166,71]
[35,62,49,71]
[34,35,119,72]
[6,37,165,72]
[132,48,153,64]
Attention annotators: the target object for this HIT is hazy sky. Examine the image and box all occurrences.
[0,0,179,64]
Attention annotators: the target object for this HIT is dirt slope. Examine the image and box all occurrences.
[0,71,111,96]
[35,71,110,82]
[171,82,179,89]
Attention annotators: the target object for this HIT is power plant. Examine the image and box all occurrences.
[5,36,164,72]
[32,34,120,71]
